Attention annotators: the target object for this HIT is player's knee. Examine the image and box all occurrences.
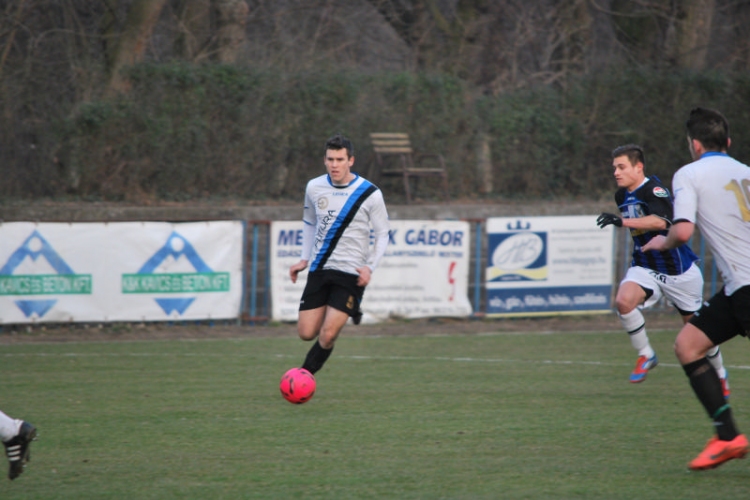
[318,337,335,350]
[317,332,336,350]
[317,328,340,349]
[614,296,636,315]
[297,325,318,341]
[673,337,704,365]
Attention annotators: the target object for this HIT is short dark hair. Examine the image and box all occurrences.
[686,107,729,151]
[325,134,354,158]
[611,144,645,166]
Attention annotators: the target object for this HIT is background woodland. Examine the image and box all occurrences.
[3,0,750,203]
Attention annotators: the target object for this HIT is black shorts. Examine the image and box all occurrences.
[690,286,750,345]
[299,269,364,317]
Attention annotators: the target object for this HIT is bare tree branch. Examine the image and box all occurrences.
[0,0,29,80]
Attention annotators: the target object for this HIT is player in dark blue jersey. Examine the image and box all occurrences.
[597,144,728,391]
[616,176,699,276]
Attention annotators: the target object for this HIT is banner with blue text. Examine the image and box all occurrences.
[271,220,472,322]
[485,216,614,317]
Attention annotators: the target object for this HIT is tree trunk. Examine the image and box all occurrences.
[675,0,715,70]
[216,0,249,64]
[476,133,492,194]
[106,0,169,95]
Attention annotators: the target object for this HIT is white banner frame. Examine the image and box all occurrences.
[270,220,473,322]
[0,221,245,323]
[485,216,614,317]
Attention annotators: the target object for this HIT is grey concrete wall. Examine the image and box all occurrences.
[0,200,613,222]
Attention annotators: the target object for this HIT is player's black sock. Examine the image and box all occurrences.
[302,340,333,375]
[683,357,738,440]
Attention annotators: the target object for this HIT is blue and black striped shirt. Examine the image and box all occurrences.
[616,177,699,275]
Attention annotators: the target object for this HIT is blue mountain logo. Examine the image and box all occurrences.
[121,232,229,317]
[0,230,92,319]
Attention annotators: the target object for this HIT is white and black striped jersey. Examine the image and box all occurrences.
[672,152,750,294]
[300,173,390,275]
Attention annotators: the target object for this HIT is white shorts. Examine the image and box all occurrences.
[621,264,703,313]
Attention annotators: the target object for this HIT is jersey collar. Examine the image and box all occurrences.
[627,177,649,195]
[700,152,729,159]
[327,172,360,188]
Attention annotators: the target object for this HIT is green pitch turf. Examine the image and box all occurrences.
[2,327,750,499]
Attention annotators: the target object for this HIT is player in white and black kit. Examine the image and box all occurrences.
[597,145,728,391]
[289,134,390,376]
[1,409,36,480]
[643,108,750,470]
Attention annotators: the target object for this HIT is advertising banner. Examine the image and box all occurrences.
[0,221,244,323]
[485,216,614,317]
[270,220,473,322]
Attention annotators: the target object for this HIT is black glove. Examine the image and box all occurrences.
[597,213,622,228]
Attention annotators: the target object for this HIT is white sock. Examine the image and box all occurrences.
[619,309,654,358]
[0,410,22,443]
[707,346,727,379]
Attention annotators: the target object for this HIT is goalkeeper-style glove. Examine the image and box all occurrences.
[596,213,622,228]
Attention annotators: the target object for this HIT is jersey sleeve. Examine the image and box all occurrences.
[300,220,315,261]
[365,190,390,271]
[300,184,317,261]
[302,183,316,226]
[672,168,698,224]
[642,180,674,223]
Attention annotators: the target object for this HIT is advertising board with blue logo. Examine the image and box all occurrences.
[486,216,615,316]
[270,220,472,322]
[0,221,244,323]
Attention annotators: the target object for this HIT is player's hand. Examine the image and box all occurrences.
[289,260,308,284]
[356,266,371,287]
[640,235,666,252]
[596,213,622,228]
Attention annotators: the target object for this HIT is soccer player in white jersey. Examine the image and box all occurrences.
[1,410,36,480]
[289,134,390,377]
[642,107,750,470]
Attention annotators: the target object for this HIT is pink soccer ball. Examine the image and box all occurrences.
[279,368,316,404]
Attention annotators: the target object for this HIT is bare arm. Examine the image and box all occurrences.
[641,221,695,252]
[621,214,668,232]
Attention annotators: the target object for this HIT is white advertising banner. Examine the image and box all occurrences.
[0,221,244,323]
[485,216,614,317]
[270,220,473,322]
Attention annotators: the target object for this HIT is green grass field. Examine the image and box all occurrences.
[2,326,750,499]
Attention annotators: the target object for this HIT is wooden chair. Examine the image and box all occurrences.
[369,132,449,204]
